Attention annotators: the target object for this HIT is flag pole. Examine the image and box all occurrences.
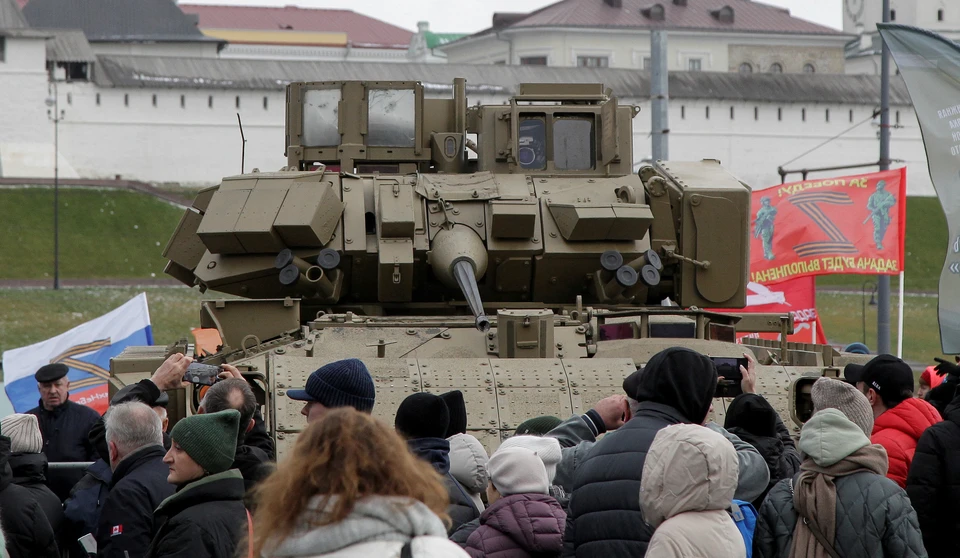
[897,271,905,358]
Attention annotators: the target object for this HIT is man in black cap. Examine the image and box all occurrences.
[847,354,941,488]
[26,363,102,500]
[286,358,376,423]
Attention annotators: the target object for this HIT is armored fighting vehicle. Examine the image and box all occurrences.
[110,79,870,456]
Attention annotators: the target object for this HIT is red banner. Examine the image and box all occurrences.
[750,168,907,285]
[733,277,827,344]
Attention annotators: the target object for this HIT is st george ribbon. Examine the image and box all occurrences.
[879,24,960,353]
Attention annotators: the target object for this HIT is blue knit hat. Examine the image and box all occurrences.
[287,358,376,413]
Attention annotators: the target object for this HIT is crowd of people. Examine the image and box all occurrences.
[0,347,957,557]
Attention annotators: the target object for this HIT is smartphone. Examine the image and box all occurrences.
[712,357,748,398]
[184,362,221,386]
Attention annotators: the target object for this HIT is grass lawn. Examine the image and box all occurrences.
[0,286,946,371]
[0,188,185,280]
[817,196,948,293]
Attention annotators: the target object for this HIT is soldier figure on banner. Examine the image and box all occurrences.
[754,196,778,261]
[866,180,896,250]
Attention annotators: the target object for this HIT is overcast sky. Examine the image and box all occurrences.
[184,0,843,34]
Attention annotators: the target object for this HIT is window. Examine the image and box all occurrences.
[688,58,702,71]
[849,109,854,123]
[180,95,185,108]
[0,37,5,62]
[890,9,896,21]
[152,94,157,107]
[263,96,268,110]
[95,93,100,106]
[939,9,944,21]
[681,106,686,119]
[801,108,806,122]
[553,115,595,171]
[67,93,72,105]
[739,62,753,74]
[642,56,652,69]
[518,115,546,170]
[825,109,830,122]
[208,95,213,108]
[302,88,340,147]
[769,63,783,73]
[778,107,782,121]
[577,56,608,68]
[493,60,506,65]
[803,63,816,73]
[754,107,759,120]
[124,94,129,107]
[368,88,416,147]
[520,56,547,66]
[235,96,241,109]
[705,106,710,119]
[730,106,735,120]
[896,110,901,125]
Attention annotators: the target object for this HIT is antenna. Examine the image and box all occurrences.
[237,113,247,174]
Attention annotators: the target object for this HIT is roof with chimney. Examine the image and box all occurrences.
[447,0,845,47]
[177,4,413,49]
[21,0,220,44]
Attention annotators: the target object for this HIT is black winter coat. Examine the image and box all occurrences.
[232,444,271,496]
[755,472,926,558]
[96,445,176,558]
[27,399,101,500]
[906,393,960,557]
[146,469,248,558]
[0,436,59,558]
[62,458,112,558]
[563,401,686,557]
[408,437,479,535]
[8,452,64,533]
[724,393,801,508]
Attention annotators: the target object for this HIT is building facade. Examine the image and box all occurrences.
[844,0,960,74]
[440,0,850,74]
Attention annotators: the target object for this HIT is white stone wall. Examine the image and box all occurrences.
[218,43,410,62]
[90,41,221,58]
[442,29,848,72]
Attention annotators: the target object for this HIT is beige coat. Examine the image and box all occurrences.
[640,424,746,558]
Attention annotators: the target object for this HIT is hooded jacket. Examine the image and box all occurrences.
[146,469,247,558]
[871,397,941,487]
[447,433,489,514]
[724,393,801,507]
[562,347,768,557]
[640,424,745,558]
[7,452,63,534]
[464,493,565,558]
[906,392,960,557]
[63,458,112,538]
[262,496,469,558]
[754,409,927,558]
[407,438,479,535]
[0,436,59,558]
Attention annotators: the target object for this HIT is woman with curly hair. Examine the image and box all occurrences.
[249,407,468,558]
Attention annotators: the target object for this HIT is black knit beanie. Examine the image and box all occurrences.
[515,415,563,436]
[395,393,450,440]
[439,391,467,438]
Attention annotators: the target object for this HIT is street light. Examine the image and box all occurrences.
[45,81,63,290]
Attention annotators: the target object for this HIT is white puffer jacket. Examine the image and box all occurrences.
[639,424,746,558]
[302,537,467,557]
[447,433,489,512]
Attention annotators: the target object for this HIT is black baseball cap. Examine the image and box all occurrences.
[843,363,865,385]
[858,354,914,400]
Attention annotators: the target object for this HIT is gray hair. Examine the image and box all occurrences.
[105,401,163,461]
[628,397,642,417]
[201,378,257,444]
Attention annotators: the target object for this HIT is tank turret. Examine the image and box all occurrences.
[161,80,751,324]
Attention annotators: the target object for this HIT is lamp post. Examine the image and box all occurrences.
[45,81,63,290]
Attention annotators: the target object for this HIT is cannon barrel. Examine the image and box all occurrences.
[429,225,490,332]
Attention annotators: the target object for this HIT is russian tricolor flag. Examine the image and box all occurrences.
[2,293,153,415]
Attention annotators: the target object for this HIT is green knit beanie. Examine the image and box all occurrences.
[170,409,240,474]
